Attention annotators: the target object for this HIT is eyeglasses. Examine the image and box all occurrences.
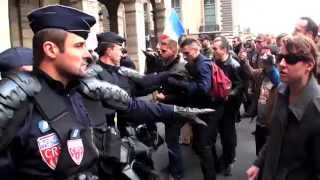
[276,54,308,65]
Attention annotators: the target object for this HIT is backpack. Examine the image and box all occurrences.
[210,63,232,100]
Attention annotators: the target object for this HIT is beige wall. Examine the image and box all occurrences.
[81,0,101,50]
[180,0,202,34]
[0,0,11,52]
[42,0,60,6]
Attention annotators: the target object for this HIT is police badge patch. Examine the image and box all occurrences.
[37,132,61,170]
[67,138,84,165]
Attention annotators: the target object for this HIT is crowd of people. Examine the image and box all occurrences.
[0,4,320,180]
[143,16,320,180]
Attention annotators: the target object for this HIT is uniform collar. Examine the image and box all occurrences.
[98,61,119,71]
[34,68,79,94]
[280,75,320,121]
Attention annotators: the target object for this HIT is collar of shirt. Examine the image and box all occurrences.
[34,68,79,95]
[279,75,320,121]
[98,61,119,72]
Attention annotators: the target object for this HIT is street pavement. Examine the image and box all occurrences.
[153,117,256,180]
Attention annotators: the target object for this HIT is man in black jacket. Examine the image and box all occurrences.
[212,36,244,176]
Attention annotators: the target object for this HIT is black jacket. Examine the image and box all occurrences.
[0,71,105,179]
[216,55,243,111]
[254,76,320,180]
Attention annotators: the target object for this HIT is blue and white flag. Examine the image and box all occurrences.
[163,9,186,41]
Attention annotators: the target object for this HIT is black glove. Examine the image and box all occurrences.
[142,50,159,60]
[167,76,188,90]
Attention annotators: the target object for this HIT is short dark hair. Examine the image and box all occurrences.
[95,42,116,57]
[33,28,67,67]
[301,17,318,39]
[180,38,200,48]
[213,35,229,51]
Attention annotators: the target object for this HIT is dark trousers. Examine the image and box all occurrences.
[165,120,184,179]
[192,106,223,180]
[255,124,269,156]
[218,106,237,167]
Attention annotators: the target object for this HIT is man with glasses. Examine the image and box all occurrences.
[243,34,270,118]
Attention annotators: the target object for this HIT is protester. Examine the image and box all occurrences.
[232,36,243,55]
[294,17,318,42]
[0,5,214,180]
[239,51,280,155]
[156,35,188,180]
[247,34,320,180]
[199,34,213,59]
[212,36,243,176]
[167,38,224,180]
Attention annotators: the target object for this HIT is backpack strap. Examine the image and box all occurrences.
[33,81,76,143]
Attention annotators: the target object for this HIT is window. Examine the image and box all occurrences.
[204,0,216,31]
[171,0,181,18]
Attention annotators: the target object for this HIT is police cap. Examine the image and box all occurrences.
[27,5,96,39]
[96,32,126,46]
[0,47,33,72]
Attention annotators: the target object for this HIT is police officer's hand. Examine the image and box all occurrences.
[173,106,215,126]
[142,49,159,60]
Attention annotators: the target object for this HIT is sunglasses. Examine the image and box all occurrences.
[276,54,308,65]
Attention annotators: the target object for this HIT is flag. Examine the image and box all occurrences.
[163,9,186,41]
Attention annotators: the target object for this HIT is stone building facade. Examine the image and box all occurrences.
[1,0,238,72]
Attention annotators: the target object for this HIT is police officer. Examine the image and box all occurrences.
[94,31,173,133]
[95,31,170,96]
[0,5,215,179]
[0,5,214,180]
[93,32,216,179]
[0,5,101,180]
[0,47,33,79]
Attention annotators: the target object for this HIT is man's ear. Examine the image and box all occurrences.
[43,41,60,59]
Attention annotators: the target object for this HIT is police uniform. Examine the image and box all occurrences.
[95,32,173,135]
[0,47,33,78]
[0,5,213,180]
[95,32,171,96]
[0,5,101,180]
